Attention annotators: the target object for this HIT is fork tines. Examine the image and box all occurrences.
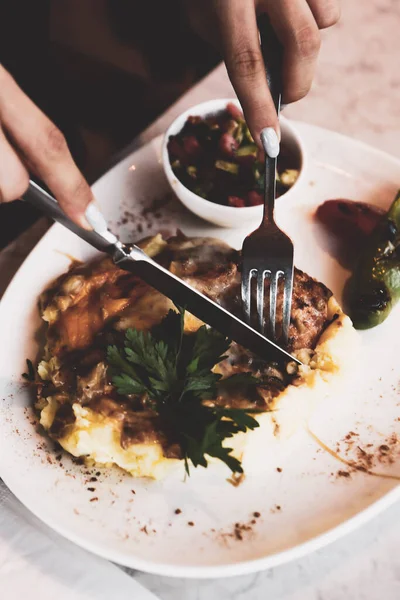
[241,264,293,347]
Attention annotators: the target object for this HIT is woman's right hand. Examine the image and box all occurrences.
[0,63,95,228]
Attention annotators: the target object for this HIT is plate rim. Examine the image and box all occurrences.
[1,121,400,578]
[4,120,400,310]
[1,463,399,578]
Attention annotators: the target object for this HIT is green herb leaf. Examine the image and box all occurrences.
[105,308,261,475]
[183,371,221,397]
[217,408,260,432]
[124,329,177,394]
[107,345,140,379]
[219,372,259,388]
[191,326,231,370]
[22,358,35,381]
[112,373,147,396]
[151,308,184,358]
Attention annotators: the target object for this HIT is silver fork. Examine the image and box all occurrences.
[241,15,294,347]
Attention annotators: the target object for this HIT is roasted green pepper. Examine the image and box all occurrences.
[347,190,400,329]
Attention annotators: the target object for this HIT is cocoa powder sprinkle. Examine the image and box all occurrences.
[337,470,351,478]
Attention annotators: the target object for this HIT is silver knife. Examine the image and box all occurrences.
[24,180,300,365]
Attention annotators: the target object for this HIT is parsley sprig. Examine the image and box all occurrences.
[22,359,36,382]
[106,307,260,474]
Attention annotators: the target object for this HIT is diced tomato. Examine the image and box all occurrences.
[182,135,201,159]
[226,102,244,121]
[228,195,246,208]
[187,115,202,126]
[167,137,186,162]
[218,133,238,158]
[247,191,263,206]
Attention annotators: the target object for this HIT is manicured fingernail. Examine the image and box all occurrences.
[85,202,108,232]
[260,127,280,158]
[77,214,92,230]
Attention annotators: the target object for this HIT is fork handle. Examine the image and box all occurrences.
[258,13,283,115]
[258,13,283,224]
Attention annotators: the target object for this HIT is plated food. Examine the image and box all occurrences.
[167,102,300,208]
[316,191,400,328]
[33,232,356,479]
[162,99,305,227]
[2,122,400,577]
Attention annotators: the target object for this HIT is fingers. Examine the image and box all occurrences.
[267,0,321,104]
[0,127,29,202]
[218,0,280,147]
[0,65,94,228]
[306,0,341,29]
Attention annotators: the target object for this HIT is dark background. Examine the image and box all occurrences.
[0,0,220,248]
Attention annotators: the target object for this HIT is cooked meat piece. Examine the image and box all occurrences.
[219,269,331,352]
[42,234,331,357]
[162,234,239,277]
[288,270,332,350]
[163,234,332,352]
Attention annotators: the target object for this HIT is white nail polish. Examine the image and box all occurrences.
[85,203,119,245]
[260,127,280,158]
[85,203,109,232]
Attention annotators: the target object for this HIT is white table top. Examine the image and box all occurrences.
[1,2,400,597]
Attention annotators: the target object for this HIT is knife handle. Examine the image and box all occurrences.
[23,180,119,254]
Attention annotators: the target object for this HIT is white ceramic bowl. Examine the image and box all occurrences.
[162,98,307,228]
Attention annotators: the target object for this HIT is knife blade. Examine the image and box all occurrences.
[116,245,300,364]
[23,180,301,365]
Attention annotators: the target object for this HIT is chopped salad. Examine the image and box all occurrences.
[167,103,300,208]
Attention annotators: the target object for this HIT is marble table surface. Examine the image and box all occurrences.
[1,1,400,598]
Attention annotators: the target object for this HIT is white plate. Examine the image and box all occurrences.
[1,123,400,579]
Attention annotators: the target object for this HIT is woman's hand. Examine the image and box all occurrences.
[186,0,340,147]
[0,64,94,228]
